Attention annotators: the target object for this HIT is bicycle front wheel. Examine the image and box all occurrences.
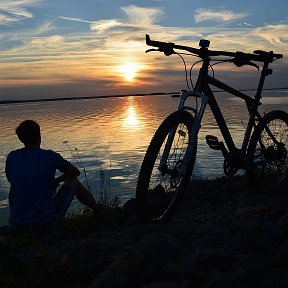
[136,110,196,223]
[247,110,288,186]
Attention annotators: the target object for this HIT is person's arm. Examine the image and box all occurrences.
[5,152,12,184]
[54,164,80,187]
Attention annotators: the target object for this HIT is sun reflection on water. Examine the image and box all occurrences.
[123,97,141,131]
[125,106,138,127]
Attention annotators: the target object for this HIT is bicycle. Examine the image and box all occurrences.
[136,34,288,223]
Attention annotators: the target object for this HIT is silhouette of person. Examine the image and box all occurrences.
[5,120,98,229]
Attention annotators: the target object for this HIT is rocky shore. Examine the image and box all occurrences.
[1,176,288,288]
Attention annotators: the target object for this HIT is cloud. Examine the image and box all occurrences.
[239,22,253,27]
[90,5,163,33]
[58,5,164,34]
[29,35,64,48]
[34,20,54,34]
[0,13,18,24]
[0,0,42,25]
[195,8,247,23]
[0,20,55,52]
[58,15,130,34]
[1,4,287,100]
[121,5,164,26]
[252,24,288,45]
[90,19,127,33]
[58,16,91,24]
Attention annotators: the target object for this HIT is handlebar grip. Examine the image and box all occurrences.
[146,34,153,46]
[146,34,175,56]
[253,50,283,61]
[274,53,283,59]
[146,34,174,47]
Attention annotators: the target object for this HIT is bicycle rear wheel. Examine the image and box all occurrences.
[247,110,288,186]
[136,110,196,223]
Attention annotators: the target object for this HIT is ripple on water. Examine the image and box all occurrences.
[0,94,287,223]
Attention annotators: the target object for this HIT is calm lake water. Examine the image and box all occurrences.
[0,92,287,223]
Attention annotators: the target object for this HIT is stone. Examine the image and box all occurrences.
[140,282,184,288]
[89,233,182,288]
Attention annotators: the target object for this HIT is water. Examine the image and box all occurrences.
[0,92,287,223]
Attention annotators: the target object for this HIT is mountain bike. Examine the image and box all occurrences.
[136,34,287,223]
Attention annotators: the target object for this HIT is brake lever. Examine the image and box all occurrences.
[233,54,259,71]
[146,48,159,53]
[247,61,259,71]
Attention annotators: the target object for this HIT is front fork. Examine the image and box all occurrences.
[159,90,209,176]
[180,93,209,175]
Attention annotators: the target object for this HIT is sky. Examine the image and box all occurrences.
[0,0,287,100]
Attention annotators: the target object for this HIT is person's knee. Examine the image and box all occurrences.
[62,178,80,188]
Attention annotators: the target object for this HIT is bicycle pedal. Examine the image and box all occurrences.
[205,135,222,150]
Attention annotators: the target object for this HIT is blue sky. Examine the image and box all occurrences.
[0,0,287,100]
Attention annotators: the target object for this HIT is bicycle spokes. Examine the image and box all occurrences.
[249,113,288,185]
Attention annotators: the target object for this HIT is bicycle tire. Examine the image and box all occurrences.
[136,110,196,223]
[247,110,288,187]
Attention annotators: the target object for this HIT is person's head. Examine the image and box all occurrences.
[15,120,41,146]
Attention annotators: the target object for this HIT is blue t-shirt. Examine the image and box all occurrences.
[5,147,72,227]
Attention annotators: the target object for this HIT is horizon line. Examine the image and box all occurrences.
[0,87,287,105]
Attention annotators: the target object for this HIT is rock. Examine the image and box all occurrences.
[235,204,270,217]
[277,212,288,234]
[89,233,182,288]
[229,266,288,288]
[192,235,248,256]
[117,223,171,243]
[140,282,184,288]
[238,215,284,253]
[121,198,136,221]
[274,238,288,264]
[237,194,272,208]
[267,196,288,221]
[2,176,288,288]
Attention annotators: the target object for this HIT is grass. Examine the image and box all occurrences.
[97,166,121,209]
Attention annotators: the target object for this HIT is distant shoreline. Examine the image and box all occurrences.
[0,87,287,105]
[0,92,176,105]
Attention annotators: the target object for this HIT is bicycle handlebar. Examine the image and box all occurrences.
[146,34,283,64]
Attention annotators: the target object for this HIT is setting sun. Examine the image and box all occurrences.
[120,63,139,82]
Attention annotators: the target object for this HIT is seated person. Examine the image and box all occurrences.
[5,120,98,229]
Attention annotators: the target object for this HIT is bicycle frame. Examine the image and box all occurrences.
[162,57,272,176]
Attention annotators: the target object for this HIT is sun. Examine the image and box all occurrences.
[120,63,138,82]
